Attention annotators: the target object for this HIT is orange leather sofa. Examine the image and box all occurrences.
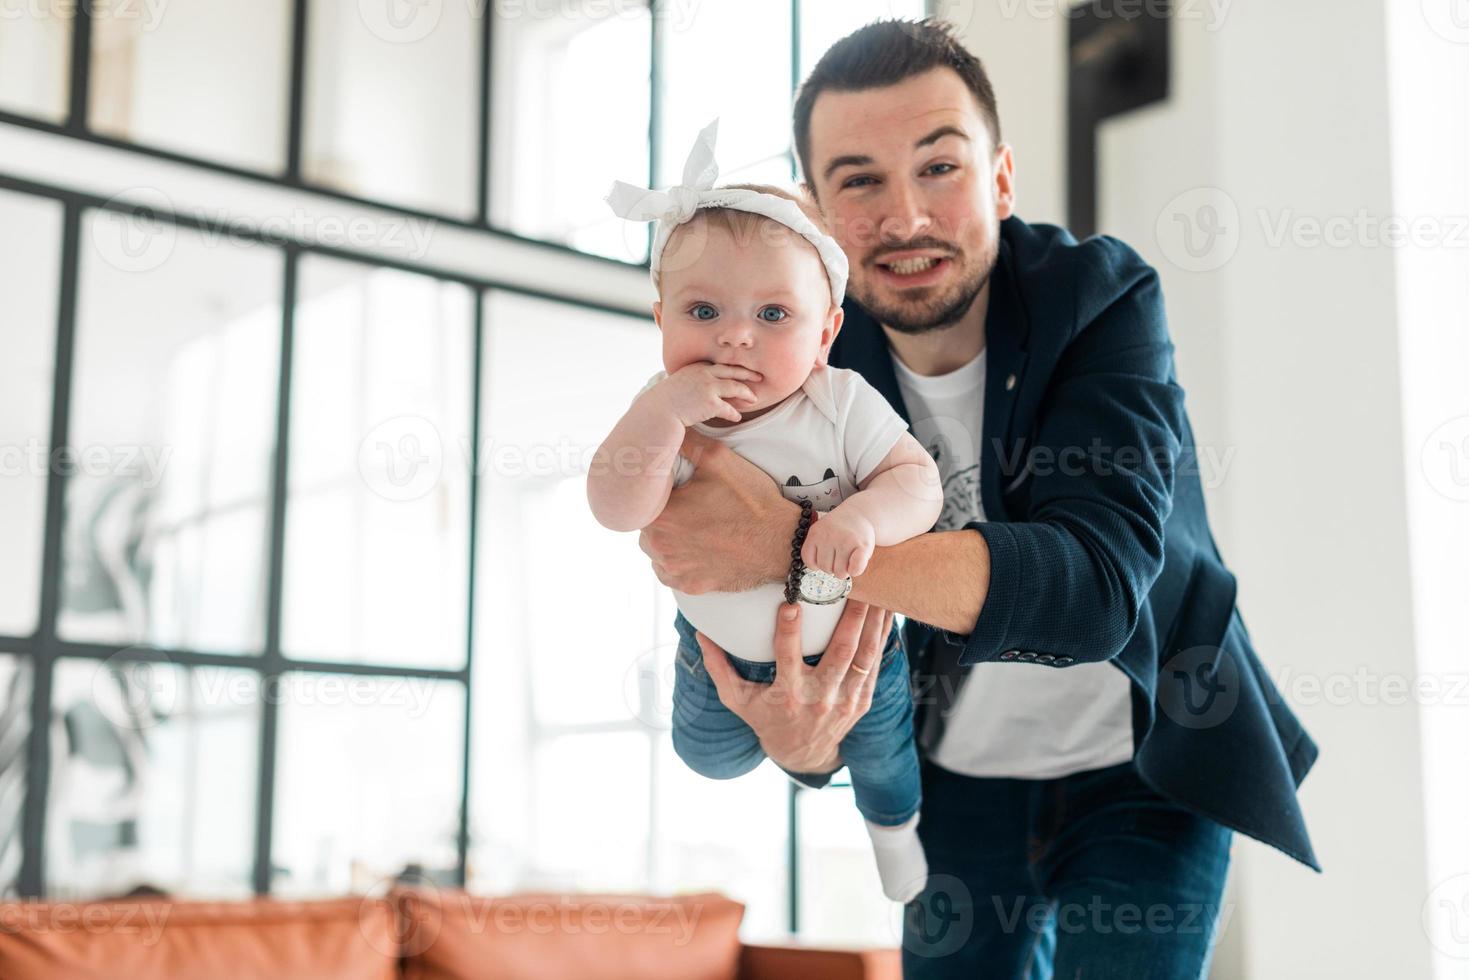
[0,888,901,980]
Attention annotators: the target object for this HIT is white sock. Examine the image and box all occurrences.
[864,813,928,903]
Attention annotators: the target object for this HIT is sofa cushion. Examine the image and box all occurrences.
[0,896,400,980]
[398,890,744,980]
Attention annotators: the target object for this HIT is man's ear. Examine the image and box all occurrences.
[652,300,663,330]
[993,143,1017,221]
[815,304,845,368]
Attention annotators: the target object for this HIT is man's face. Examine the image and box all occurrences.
[805,66,1014,335]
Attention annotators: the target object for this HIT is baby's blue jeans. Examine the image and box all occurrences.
[670,610,921,826]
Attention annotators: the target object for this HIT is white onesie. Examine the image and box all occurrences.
[638,365,910,661]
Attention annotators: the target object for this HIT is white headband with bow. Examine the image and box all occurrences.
[605,119,849,306]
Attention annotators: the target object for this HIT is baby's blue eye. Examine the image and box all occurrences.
[758,306,788,323]
[689,303,717,321]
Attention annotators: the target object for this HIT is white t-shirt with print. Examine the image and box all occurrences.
[890,347,1135,780]
[639,365,909,662]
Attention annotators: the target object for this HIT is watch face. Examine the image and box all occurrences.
[799,568,849,604]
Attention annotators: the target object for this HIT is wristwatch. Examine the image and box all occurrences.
[798,566,853,605]
[782,501,854,605]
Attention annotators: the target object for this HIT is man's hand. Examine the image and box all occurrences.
[694,600,896,777]
[640,429,798,594]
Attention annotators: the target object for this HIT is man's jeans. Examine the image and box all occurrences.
[903,757,1233,979]
[671,611,921,826]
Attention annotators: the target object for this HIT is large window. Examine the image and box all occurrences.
[0,655,31,897]
[60,214,282,653]
[467,290,797,940]
[656,0,795,189]
[489,2,653,261]
[88,0,294,172]
[302,0,481,216]
[46,660,260,900]
[283,258,474,669]
[0,190,61,639]
[0,0,928,260]
[0,0,933,946]
[0,8,70,122]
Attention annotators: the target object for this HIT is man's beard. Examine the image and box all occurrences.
[850,240,998,336]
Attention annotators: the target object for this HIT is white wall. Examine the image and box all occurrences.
[1385,3,1469,978]
[943,0,1458,976]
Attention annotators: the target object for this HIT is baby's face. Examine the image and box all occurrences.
[654,220,840,424]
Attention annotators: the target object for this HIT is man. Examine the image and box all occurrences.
[641,18,1318,979]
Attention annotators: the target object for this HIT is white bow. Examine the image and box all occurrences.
[604,118,849,306]
[606,119,721,225]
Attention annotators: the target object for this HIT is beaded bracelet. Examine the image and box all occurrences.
[783,499,815,604]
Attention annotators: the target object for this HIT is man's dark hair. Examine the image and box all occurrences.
[793,18,1000,191]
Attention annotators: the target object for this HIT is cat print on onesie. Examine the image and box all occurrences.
[782,468,844,512]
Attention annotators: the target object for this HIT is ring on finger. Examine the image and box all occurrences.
[849,663,871,676]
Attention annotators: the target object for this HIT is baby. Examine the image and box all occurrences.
[587,120,942,903]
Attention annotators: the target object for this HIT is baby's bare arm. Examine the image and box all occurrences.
[844,432,944,544]
[586,391,685,533]
[587,363,762,532]
[800,434,942,578]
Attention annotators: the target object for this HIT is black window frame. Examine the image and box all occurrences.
[0,0,928,935]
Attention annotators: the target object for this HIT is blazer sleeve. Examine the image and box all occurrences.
[951,259,1187,666]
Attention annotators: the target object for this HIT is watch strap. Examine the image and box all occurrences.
[782,499,815,604]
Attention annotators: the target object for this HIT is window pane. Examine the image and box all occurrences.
[514,731,652,891]
[658,0,793,186]
[0,7,71,122]
[303,0,480,217]
[88,0,293,172]
[282,258,473,669]
[47,658,260,900]
[490,4,651,263]
[473,291,660,728]
[0,655,32,898]
[468,291,661,891]
[653,739,791,942]
[0,191,62,638]
[59,212,282,653]
[272,672,464,895]
[797,1,929,82]
[797,782,900,944]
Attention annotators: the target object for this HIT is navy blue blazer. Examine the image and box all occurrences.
[822,215,1321,872]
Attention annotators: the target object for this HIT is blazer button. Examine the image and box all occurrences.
[1018,651,1036,661]
[1001,650,1018,660]
[1005,373,1017,391]
[1037,654,1054,663]
[1055,656,1074,665]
